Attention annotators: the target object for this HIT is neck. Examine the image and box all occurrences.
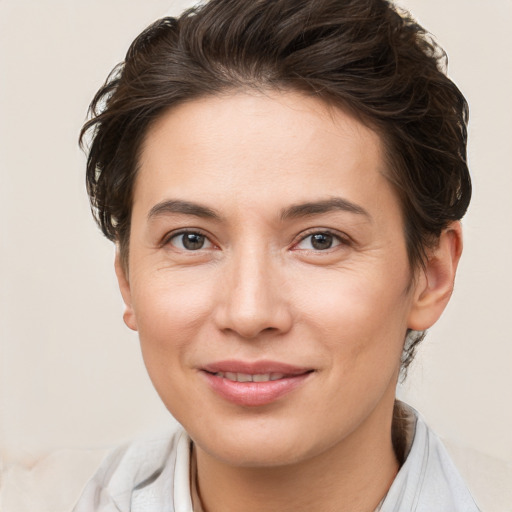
[193,399,399,512]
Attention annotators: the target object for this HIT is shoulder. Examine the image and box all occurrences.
[381,402,481,512]
[72,426,192,512]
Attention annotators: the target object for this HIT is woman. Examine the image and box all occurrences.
[75,0,479,510]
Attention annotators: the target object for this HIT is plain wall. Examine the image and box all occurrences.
[1,0,511,509]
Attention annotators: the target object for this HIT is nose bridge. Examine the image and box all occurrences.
[217,240,291,339]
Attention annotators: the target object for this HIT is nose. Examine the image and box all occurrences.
[213,247,293,340]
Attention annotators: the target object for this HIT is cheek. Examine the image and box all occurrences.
[131,270,216,366]
[295,266,411,364]
[294,274,409,426]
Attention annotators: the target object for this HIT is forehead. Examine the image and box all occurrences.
[135,90,398,220]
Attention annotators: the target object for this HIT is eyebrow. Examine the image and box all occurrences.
[147,199,222,222]
[280,197,371,221]
[147,197,370,223]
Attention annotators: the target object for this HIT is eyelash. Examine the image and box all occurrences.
[162,229,215,251]
[292,229,351,252]
[162,229,350,252]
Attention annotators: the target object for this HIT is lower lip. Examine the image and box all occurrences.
[201,371,312,407]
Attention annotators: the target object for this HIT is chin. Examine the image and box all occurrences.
[185,413,339,469]
[199,439,312,468]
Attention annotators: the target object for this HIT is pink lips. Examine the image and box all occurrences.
[200,360,313,407]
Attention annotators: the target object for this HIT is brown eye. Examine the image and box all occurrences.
[169,232,212,251]
[295,232,343,251]
[311,233,333,250]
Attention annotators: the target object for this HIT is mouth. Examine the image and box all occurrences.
[200,360,314,407]
[210,371,294,382]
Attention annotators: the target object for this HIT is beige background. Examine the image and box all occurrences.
[1,0,511,510]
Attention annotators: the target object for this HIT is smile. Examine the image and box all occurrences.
[200,360,314,407]
[213,372,287,382]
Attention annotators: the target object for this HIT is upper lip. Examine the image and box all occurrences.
[201,360,313,376]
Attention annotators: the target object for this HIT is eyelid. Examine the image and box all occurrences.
[161,228,217,250]
[159,227,351,251]
[291,228,352,251]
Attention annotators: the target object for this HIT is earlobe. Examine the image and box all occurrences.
[407,222,463,331]
[114,249,138,332]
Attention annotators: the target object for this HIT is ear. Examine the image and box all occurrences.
[114,249,138,331]
[407,222,463,331]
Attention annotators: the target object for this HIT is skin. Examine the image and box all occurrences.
[116,91,462,512]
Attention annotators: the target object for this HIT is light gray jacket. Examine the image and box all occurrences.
[73,404,481,512]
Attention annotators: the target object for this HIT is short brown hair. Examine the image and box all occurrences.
[80,0,471,370]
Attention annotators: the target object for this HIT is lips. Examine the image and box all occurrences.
[200,360,313,407]
[213,372,287,382]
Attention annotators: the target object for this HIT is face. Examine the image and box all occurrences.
[118,91,437,468]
